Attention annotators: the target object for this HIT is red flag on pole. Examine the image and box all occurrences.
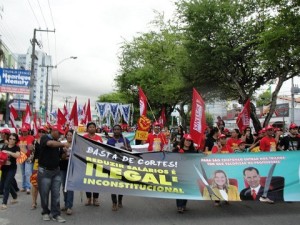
[236,98,251,132]
[63,104,68,117]
[69,98,78,126]
[138,87,148,116]
[22,103,31,129]
[33,113,38,137]
[84,98,92,124]
[190,88,206,147]
[57,108,67,126]
[9,105,18,133]
[158,106,166,127]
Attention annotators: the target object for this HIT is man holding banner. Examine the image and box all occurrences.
[38,125,68,222]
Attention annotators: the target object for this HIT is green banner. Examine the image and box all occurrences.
[66,133,300,202]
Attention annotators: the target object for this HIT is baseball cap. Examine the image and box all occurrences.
[20,126,29,132]
[224,128,229,133]
[1,128,11,134]
[38,126,48,132]
[183,133,193,141]
[51,124,65,134]
[218,134,226,139]
[237,139,245,146]
[290,123,298,129]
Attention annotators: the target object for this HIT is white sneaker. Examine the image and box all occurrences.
[42,214,51,221]
[259,197,274,204]
[66,208,72,215]
[52,215,66,223]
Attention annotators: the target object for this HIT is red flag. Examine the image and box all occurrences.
[158,106,166,127]
[190,88,206,146]
[57,108,67,126]
[69,98,78,126]
[22,103,31,129]
[84,99,92,124]
[9,105,18,133]
[33,113,38,137]
[63,104,68,117]
[138,87,148,116]
[236,99,251,132]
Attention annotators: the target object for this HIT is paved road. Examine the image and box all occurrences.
[1,169,300,225]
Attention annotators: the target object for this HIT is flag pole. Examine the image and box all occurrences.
[145,99,157,122]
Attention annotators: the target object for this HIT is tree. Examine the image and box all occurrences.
[177,0,300,131]
[256,89,272,107]
[97,92,129,103]
[116,14,191,124]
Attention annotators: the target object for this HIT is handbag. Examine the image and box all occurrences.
[17,151,28,164]
[0,151,8,169]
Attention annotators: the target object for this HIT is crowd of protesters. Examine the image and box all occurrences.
[0,118,299,221]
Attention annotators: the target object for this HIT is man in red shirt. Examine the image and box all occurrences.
[18,126,35,194]
[259,125,277,152]
[145,122,167,152]
[212,134,234,154]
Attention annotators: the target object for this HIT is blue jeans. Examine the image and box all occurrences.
[38,167,61,217]
[1,167,18,205]
[60,170,74,209]
[20,161,33,190]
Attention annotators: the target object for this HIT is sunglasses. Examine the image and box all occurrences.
[39,130,46,133]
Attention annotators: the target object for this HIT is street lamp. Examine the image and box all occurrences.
[40,56,77,120]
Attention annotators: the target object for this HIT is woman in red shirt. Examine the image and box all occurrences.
[83,122,103,206]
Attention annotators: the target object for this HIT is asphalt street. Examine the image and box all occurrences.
[0,169,300,225]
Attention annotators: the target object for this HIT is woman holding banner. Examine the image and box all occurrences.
[60,130,74,215]
[173,134,197,213]
[107,124,132,211]
[83,121,103,206]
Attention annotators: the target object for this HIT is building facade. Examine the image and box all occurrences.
[17,47,52,114]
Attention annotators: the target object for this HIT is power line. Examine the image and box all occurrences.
[36,0,48,28]
[47,0,56,29]
[26,0,41,28]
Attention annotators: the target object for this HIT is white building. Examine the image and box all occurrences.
[17,47,52,113]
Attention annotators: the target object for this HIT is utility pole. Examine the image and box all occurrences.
[39,65,55,120]
[29,28,55,113]
[63,96,72,108]
[49,84,60,113]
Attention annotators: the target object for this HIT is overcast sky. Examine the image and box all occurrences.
[0,0,176,110]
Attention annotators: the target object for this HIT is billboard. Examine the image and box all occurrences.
[0,68,31,94]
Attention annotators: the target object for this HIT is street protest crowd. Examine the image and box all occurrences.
[0,118,299,222]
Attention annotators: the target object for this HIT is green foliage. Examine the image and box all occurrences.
[256,89,272,107]
[112,0,300,131]
[116,13,191,119]
[205,112,214,127]
[97,92,130,103]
